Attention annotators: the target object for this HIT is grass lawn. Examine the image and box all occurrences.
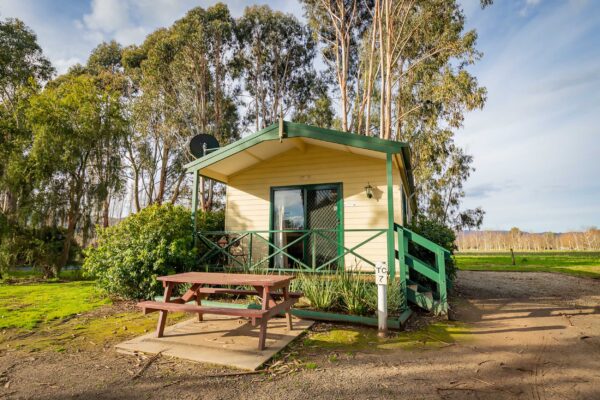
[0,281,111,330]
[455,251,600,279]
[0,279,190,353]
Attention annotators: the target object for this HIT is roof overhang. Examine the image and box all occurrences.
[184,121,416,208]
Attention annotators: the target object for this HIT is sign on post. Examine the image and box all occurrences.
[375,261,388,337]
[375,262,388,285]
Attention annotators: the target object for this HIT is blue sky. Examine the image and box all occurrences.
[1,0,598,232]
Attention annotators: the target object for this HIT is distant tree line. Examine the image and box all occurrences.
[457,227,600,252]
[1,1,490,276]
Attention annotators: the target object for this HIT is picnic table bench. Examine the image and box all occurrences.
[136,272,299,350]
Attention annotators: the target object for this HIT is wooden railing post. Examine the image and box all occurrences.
[191,170,199,246]
[248,233,253,270]
[396,226,408,311]
[385,153,396,279]
[435,249,448,314]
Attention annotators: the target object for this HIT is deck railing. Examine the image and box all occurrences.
[196,226,451,315]
[395,223,450,314]
[196,229,387,273]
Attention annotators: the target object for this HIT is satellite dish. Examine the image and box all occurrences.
[190,134,220,158]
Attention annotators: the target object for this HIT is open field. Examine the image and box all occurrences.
[456,251,600,279]
[1,271,600,399]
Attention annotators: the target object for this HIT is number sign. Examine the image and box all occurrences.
[375,262,388,285]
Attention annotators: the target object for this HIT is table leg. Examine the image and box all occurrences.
[257,286,270,350]
[196,288,207,322]
[283,286,293,330]
[156,282,174,338]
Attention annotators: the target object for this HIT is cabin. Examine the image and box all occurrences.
[184,121,450,318]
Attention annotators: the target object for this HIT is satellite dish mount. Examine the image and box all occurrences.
[190,133,220,158]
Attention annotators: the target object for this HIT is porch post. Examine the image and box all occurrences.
[386,153,396,278]
[191,169,199,245]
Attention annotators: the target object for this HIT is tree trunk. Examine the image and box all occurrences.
[133,167,141,212]
[102,195,110,228]
[57,208,77,278]
[169,172,186,204]
[156,144,170,205]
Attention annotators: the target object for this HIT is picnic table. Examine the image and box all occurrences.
[136,272,300,350]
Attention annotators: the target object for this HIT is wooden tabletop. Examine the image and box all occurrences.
[156,272,295,287]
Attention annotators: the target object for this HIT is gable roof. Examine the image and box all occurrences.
[184,121,416,202]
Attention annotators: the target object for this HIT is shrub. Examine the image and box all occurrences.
[83,204,198,300]
[296,273,340,311]
[364,278,404,315]
[294,271,405,317]
[339,271,371,315]
[408,216,457,283]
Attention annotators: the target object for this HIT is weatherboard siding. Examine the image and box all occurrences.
[224,144,404,269]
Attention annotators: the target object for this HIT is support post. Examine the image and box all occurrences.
[386,153,396,278]
[191,170,199,245]
[435,249,448,315]
[397,226,408,311]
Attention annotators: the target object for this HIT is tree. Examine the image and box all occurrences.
[27,74,126,275]
[306,0,487,228]
[236,5,319,130]
[123,4,240,211]
[0,18,53,221]
[301,0,373,132]
[86,41,130,229]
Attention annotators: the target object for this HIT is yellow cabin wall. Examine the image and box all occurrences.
[223,144,403,269]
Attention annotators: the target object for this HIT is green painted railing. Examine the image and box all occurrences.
[196,229,387,273]
[395,224,450,314]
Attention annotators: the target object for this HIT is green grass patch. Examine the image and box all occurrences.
[0,281,110,330]
[304,322,468,352]
[1,309,189,353]
[1,268,88,282]
[455,251,600,279]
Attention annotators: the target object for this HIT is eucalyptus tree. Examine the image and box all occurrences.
[85,41,130,229]
[303,0,487,228]
[124,4,239,211]
[236,5,318,130]
[301,0,373,132]
[0,18,53,221]
[27,74,127,275]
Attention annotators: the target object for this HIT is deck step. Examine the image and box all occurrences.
[406,280,434,311]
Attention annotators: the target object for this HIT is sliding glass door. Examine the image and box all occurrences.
[271,184,342,269]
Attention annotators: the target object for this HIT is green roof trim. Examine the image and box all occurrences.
[184,120,417,212]
[184,121,409,172]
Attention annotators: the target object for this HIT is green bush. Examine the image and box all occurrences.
[408,216,457,283]
[83,204,199,300]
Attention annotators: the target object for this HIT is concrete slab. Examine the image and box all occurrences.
[115,315,313,371]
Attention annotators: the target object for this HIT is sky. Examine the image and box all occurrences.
[0,0,598,232]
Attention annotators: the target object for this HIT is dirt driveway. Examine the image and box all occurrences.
[1,270,599,400]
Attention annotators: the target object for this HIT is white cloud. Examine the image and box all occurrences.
[1,0,304,75]
[82,0,131,33]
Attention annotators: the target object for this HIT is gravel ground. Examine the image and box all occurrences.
[1,270,599,400]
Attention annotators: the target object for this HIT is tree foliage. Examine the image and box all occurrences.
[301,0,487,229]
[0,18,54,221]
[27,74,127,275]
[236,5,320,130]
